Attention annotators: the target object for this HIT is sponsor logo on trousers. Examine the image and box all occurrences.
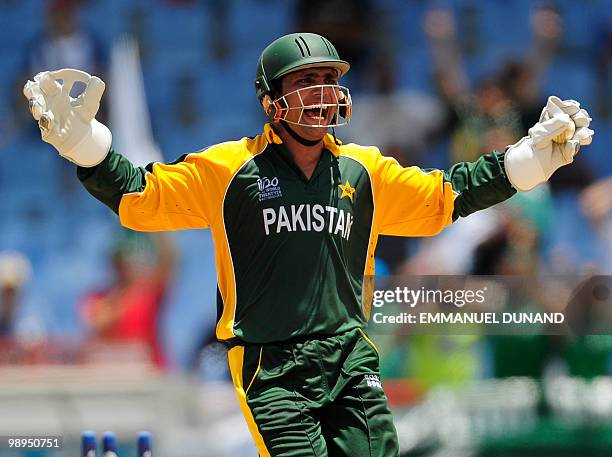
[364,374,382,389]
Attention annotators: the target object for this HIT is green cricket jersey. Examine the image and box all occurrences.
[78,124,515,343]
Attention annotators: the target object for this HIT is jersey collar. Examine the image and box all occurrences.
[263,123,342,157]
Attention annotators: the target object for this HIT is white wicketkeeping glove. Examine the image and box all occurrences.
[23,69,112,167]
[504,96,594,192]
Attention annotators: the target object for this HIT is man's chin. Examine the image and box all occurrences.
[282,121,328,141]
[295,123,329,139]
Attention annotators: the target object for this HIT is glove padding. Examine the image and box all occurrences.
[23,69,112,167]
[538,96,593,147]
[505,96,594,192]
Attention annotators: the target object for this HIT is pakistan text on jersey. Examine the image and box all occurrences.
[262,204,354,240]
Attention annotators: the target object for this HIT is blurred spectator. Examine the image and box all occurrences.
[11,0,108,138]
[294,0,384,91]
[425,5,565,166]
[425,7,521,164]
[343,59,446,165]
[499,0,566,132]
[471,208,540,277]
[581,175,612,227]
[125,6,149,64]
[402,333,484,390]
[24,0,106,76]
[519,4,562,119]
[175,72,200,128]
[7,0,109,198]
[425,5,593,198]
[0,252,32,338]
[79,231,176,368]
[207,0,232,62]
[493,56,593,193]
[166,0,196,5]
[400,209,503,276]
[548,276,612,380]
[594,20,612,120]
[449,76,522,163]
[401,186,554,276]
[581,176,612,273]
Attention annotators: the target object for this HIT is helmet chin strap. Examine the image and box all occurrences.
[279,120,324,147]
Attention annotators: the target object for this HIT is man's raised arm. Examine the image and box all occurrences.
[364,96,594,236]
[23,69,213,231]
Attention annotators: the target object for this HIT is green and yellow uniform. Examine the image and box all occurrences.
[78,124,515,456]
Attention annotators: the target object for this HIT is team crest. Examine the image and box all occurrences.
[258,176,282,202]
[338,180,356,203]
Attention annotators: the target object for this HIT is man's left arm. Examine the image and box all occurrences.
[370,96,594,236]
[448,96,594,220]
[369,149,511,237]
[442,150,515,221]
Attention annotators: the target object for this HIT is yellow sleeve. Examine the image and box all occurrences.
[118,138,259,232]
[118,155,214,231]
[346,145,456,237]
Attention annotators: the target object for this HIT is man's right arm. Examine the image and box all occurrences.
[23,69,215,231]
[77,149,213,231]
[77,149,146,215]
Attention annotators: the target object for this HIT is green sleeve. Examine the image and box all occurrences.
[76,149,147,214]
[442,150,517,221]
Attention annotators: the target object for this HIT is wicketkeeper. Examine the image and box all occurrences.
[24,33,593,456]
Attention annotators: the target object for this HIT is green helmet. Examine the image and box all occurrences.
[255,33,350,100]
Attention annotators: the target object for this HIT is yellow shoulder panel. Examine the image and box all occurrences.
[119,134,268,232]
[337,143,455,237]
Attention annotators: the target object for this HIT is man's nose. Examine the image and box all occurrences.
[304,85,336,104]
[321,86,337,103]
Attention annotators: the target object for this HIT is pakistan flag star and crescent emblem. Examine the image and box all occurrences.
[338,180,356,203]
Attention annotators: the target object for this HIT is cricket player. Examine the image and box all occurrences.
[24,33,593,456]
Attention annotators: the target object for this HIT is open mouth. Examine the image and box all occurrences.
[274,84,351,128]
[303,107,329,122]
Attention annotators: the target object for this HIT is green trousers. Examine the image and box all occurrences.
[228,328,400,456]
